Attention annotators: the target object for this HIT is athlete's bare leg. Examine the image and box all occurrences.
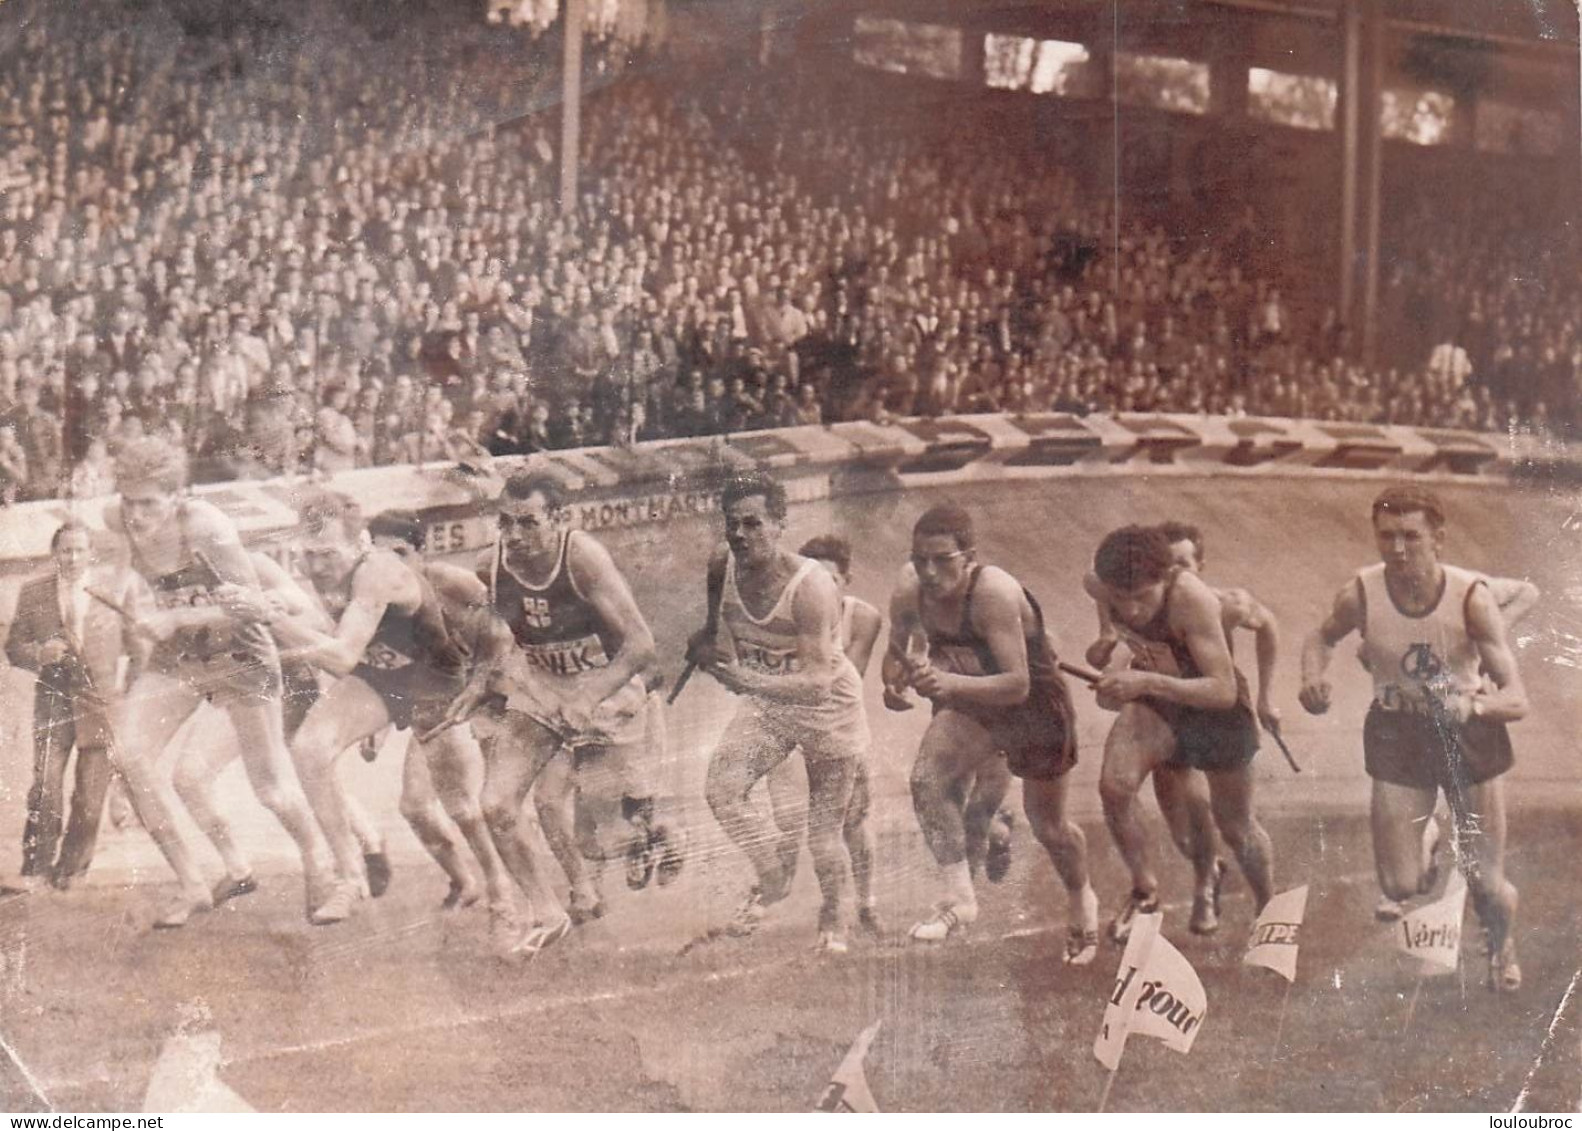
[532,752,601,918]
[1205,765,1274,912]
[109,672,211,922]
[399,736,479,906]
[1153,764,1223,930]
[422,725,511,907]
[1023,773,1100,960]
[704,713,797,903]
[291,677,394,893]
[802,744,856,934]
[1452,777,1519,987]
[478,710,568,928]
[225,696,336,897]
[843,764,877,925]
[1098,702,1177,904]
[765,754,808,886]
[170,733,253,887]
[909,710,1002,924]
[1370,780,1439,902]
[963,759,1011,877]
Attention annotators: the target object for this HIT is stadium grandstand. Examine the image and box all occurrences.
[0,0,1575,501]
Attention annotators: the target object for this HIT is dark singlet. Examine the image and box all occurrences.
[128,501,274,668]
[924,566,1061,699]
[485,532,616,679]
[349,552,467,677]
[1112,570,1251,706]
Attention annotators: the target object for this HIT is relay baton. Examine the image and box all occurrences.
[1057,661,1102,686]
[667,660,697,705]
[1267,725,1303,773]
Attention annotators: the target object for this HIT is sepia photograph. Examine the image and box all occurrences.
[0,0,1577,1114]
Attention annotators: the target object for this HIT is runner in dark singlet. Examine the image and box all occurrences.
[883,503,1098,963]
[436,471,681,955]
[230,492,512,932]
[101,437,335,929]
[1083,521,1285,934]
[1089,525,1274,945]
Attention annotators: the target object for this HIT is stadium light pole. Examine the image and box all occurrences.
[560,0,584,217]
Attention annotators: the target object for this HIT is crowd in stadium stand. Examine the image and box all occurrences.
[0,0,1575,503]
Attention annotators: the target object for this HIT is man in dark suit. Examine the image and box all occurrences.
[5,520,133,888]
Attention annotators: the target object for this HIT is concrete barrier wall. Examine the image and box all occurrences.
[0,413,1576,584]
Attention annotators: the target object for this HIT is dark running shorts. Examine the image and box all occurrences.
[1142,698,1260,773]
[280,660,320,740]
[351,662,464,735]
[953,674,1078,781]
[1363,704,1513,792]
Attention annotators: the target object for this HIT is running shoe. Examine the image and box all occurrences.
[857,906,884,937]
[909,903,971,943]
[985,809,1014,884]
[309,880,362,926]
[725,888,769,937]
[153,887,213,930]
[625,831,657,891]
[653,823,687,887]
[815,929,850,955]
[568,889,606,926]
[1189,859,1227,935]
[1063,926,1101,967]
[364,853,392,899]
[441,880,482,911]
[1488,933,1522,994]
[1375,894,1404,922]
[489,900,529,952]
[211,874,258,908]
[1108,888,1160,944]
[514,915,573,957]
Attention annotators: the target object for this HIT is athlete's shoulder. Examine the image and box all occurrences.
[353,547,416,597]
[181,497,240,540]
[425,559,489,603]
[848,594,881,621]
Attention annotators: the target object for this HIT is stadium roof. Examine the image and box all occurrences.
[926,0,1580,50]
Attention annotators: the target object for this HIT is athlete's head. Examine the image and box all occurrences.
[1371,487,1445,578]
[296,490,366,590]
[1156,521,1205,574]
[51,519,94,582]
[720,471,787,567]
[1094,525,1176,626]
[800,534,852,591]
[498,471,568,558]
[368,509,425,560]
[910,503,976,598]
[115,436,187,538]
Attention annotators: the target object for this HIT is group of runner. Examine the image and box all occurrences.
[53,437,1536,990]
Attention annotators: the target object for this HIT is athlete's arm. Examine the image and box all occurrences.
[136,502,262,638]
[882,567,923,709]
[844,598,883,678]
[1484,576,1540,631]
[270,551,411,677]
[1461,582,1529,723]
[1098,573,1238,711]
[707,562,842,706]
[684,545,732,669]
[565,530,658,707]
[1298,578,1363,715]
[249,552,333,631]
[1083,569,1121,669]
[914,568,1031,709]
[1222,586,1282,732]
